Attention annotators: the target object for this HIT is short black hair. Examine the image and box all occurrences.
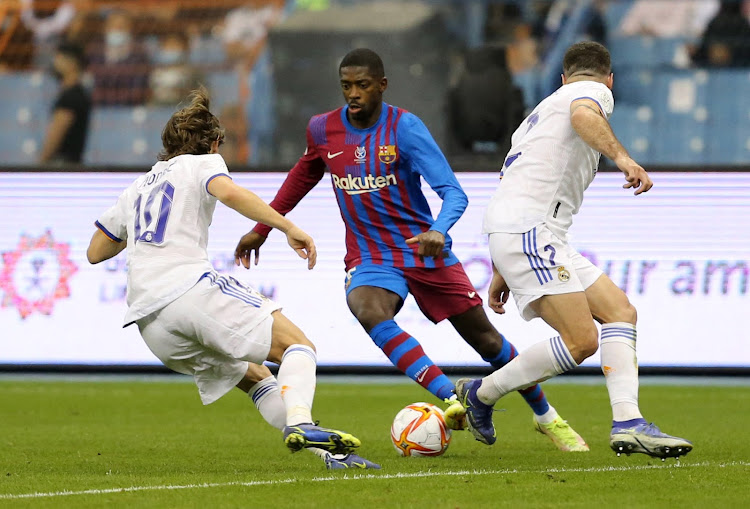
[57,42,86,70]
[563,41,611,77]
[339,48,385,78]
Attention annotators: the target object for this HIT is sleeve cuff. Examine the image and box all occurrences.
[205,173,232,196]
[429,223,449,237]
[95,220,123,242]
[252,223,272,237]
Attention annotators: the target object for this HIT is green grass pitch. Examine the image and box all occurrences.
[1,377,748,508]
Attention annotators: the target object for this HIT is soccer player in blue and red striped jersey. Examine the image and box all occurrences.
[235,49,586,451]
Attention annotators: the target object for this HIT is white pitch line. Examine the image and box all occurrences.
[1,461,747,501]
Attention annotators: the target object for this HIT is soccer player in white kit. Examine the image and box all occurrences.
[86,89,378,469]
[455,42,693,459]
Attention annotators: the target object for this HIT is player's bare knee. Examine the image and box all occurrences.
[355,308,392,332]
[563,325,599,363]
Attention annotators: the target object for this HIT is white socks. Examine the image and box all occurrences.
[600,322,643,421]
[248,374,330,461]
[248,375,286,430]
[276,345,317,426]
[477,336,577,405]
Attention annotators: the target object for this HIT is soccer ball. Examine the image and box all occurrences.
[390,402,452,457]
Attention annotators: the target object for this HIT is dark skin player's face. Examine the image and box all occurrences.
[340,66,387,129]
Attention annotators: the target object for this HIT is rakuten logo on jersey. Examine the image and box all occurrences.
[332,173,397,195]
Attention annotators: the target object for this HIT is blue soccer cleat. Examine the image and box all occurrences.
[325,453,381,470]
[283,423,361,455]
[454,378,496,445]
[610,421,693,460]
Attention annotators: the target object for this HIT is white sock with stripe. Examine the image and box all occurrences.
[248,376,286,430]
[248,375,330,460]
[477,336,577,405]
[276,345,317,426]
[600,322,643,421]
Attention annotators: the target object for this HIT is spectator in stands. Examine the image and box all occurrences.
[149,33,203,106]
[222,3,282,68]
[20,0,77,67]
[447,45,525,157]
[39,42,90,165]
[89,9,149,105]
[619,0,718,38]
[692,1,750,67]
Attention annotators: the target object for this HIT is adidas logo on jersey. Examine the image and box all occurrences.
[332,173,397,195]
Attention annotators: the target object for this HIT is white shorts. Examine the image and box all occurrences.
[136,271,282,405]
[488,225,603,321]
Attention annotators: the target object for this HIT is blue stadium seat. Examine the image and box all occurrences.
[649,70,709,164]
[207,71,239,111]
[0,72,55,104]
[613,69,653,105]
[603,0,634,33]
[85,107,175,165]
[706,70,750,164]
[609,37,658,68]
[609,104,652,161]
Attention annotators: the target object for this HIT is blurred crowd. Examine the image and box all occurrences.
[1,0,750,166]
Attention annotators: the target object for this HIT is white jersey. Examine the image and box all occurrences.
[482,81,614,240]
[96,154,230,325]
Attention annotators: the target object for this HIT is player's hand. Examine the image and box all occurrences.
[234,231,267,269]
[616,156,653,195]
[405,230,446,260]
[285,226,317,270]
[488,270,511,315]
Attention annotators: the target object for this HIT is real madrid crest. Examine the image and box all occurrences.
[557,266,570,282]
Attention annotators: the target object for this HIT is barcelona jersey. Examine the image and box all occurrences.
[253,103,468,271]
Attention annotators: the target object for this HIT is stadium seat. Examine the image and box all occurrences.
[85,107,175,165]
[207,71,239,112]
[613,69,654,105]
[706,70,750,164]
[609,37,658,68]
[648,70,709,164]
[603,0,634,33]
[609,104,652,162]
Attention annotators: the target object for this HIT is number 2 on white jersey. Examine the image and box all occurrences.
[134,181,175,244]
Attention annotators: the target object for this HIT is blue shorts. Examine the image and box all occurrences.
[344,263,483,323]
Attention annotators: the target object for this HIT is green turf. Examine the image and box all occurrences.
[0,378,748,508]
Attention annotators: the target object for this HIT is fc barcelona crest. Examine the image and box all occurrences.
[378,145,397,164]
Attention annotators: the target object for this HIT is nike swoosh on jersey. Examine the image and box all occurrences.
[468,291,476,298]
[327,151,344,159]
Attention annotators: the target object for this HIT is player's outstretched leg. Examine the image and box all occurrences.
[370,319,467,430]
[449,306,587,451]
[238,366,380,470]
[600,322,692,459]
[265,311,361,455]
[486,338,588,452]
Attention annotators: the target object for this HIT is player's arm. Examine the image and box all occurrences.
[251,129,327,238]
[209,176,317,269]
[235,127,326,269]
[87,228,126,264]
[400,114,468,258]
[570,98,653,195]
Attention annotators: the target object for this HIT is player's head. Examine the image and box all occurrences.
[339,48,388,127]
[159,87,225,161]
[562,41,613,89]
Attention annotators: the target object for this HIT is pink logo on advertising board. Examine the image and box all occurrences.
[0,230,78,319]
